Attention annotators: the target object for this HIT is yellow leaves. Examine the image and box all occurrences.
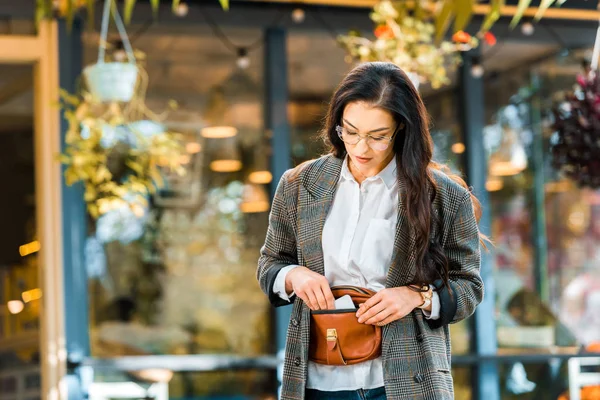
[534,0,557,21]
[510,0,532,29]
[57,40,187,221]
[481,0,504,33]
[435,0,455,43]
[453,0,474,34]
[124,0,137,24]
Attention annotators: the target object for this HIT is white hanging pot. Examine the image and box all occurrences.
[85,0,138,102]
[84,62,138,102]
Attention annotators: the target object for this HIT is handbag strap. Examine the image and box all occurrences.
[98,0,136,65]
[325,329,347,365]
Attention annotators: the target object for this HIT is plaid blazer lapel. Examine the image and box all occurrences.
[386,174,416,288]
[298,155,343,276]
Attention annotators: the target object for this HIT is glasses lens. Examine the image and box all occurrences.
[341,130,360,145]
[369,140,389,151]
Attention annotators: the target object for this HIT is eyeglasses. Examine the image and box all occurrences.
[335,124,397,151]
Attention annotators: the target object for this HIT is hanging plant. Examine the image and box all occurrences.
[339,0,479,89]
[551,61,600,188]
[35,0,229,27]
[59,0,186,226]
[338,0,572,89]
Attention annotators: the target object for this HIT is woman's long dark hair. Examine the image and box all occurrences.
[321,62,487,289]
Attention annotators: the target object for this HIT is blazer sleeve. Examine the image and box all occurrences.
[426,192,484,329]
[257,172,299,307]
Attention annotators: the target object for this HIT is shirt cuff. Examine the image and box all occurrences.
[273,265,300,302]
[422,285,440,320]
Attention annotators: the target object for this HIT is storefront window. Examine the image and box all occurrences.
[535,52,600,351]
[83,24,273,395]
[486,53,600,353]
[0,65,40,398]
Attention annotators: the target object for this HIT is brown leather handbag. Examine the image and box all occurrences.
[308,286,382,366]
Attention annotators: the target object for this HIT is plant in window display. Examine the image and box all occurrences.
[59,0,186,243]
[337,0,504,89]
[551,57,600,188]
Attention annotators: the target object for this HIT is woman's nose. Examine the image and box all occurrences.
[355,137,370,152]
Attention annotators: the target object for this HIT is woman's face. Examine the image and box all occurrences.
[341,101,398,177]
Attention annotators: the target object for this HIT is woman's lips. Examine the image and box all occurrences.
[355,156,372,164]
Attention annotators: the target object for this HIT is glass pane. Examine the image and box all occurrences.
[85,25,272,358]
[423,88,473,355]
[91,368,275,399]
[484,68,542,351]
[424,88,464,175]
[499,361,571,399]
[0,65,40,396]
[452,366,472,400]
[535,51,600,351]
[288,31,350,164]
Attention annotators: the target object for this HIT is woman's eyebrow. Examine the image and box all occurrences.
[342,118,391,133]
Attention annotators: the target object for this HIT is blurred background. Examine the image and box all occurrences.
[1,0,600,399]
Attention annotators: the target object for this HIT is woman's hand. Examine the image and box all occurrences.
[355,287,423,326]
[285,266,335,310]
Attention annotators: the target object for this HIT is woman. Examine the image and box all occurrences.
[257,62,485,400]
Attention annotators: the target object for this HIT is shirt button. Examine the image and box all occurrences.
[291,318,299,327]
[294,357,302,367]
[414,373,424,384]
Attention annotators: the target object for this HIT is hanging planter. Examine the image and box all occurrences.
[59,1,186,225]
[338,1,480,89]
[83,0,139,102]
[551,21,600,188]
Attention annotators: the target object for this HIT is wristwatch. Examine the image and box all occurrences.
[417,286,433,309]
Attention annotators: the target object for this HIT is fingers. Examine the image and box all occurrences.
[356,292,382,318]
[313,287,329,310]
[321,282,336,310]
[357,300,386,324]
[297,275,334,310]
[303,289,319,311]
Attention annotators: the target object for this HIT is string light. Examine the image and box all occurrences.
[175,2,189,17]
[236,48,250,69]
[292,8,305,24]
[521,22,534,36]
[471,57,484,78]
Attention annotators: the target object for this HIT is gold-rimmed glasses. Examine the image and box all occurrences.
[335,124,397,151]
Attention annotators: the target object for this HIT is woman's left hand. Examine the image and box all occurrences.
[356,287,422,326]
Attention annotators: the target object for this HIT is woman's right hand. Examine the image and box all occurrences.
[285,266,335,310]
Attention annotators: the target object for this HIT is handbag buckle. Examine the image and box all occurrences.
[326,328,337,341]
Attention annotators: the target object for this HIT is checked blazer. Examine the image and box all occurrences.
[257,154,484,400]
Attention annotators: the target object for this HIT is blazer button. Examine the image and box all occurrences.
[416,334,424,343]
[294,357,302,367]
[291,318,299,327]
[414,373,424,384]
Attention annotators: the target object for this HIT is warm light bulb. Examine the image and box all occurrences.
[249,171,273,184]
[521,22,534,36]
[201,126,238,139]
[186,142,202,154]
[451,143,466,154]
[471,64,484,78]
[292,8,305,23]
[7,300,24,315]
[175,2,189,17]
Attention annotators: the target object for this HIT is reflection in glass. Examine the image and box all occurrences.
[0,65,40,397]
[85,25,273,395]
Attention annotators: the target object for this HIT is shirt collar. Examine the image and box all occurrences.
[341,155,397,189]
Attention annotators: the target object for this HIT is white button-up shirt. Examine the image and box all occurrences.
[273,155,440,391]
